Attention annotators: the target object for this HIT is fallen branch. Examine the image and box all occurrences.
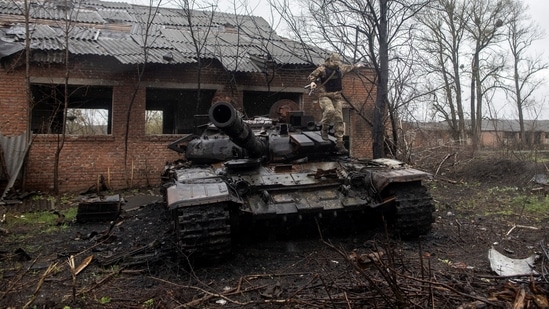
[23,262,58,309]
[79,266,124,295]
[506,224,540,236]
[435,153,455,177]
[150,276,252,307]
[0,257,39,301]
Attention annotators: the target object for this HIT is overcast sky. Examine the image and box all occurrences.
[522,0,549,54]
[516,0,549,119]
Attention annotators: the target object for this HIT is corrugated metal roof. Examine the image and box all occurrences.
[0,131,28,180]
[0,0,327,71]
[69,38,107,55]
[30,3,106,24]
[131,33,173,49]
[82,0,132,10]
[98,37,139,54]
[145,47,195,64]
[0,40,24,57]
[0,0,22,14]
[97,8,134,22]
[97,38,194,64]
[69,26,100,40]
[31,50,65,62]
[30,37,65,51]
[31,24,61,39]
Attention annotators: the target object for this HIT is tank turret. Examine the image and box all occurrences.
[174,101,337,164]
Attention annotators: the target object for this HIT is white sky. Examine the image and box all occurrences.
[516,0,549,119]
[523,0,549,52]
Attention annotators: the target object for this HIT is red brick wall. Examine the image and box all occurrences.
[0,70,29,135]
[301,69,376,159]
[343,70,376,159]
[0,57,377,193]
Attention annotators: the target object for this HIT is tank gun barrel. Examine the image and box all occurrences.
[209,101,267,158]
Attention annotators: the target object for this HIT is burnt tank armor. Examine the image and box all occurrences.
[162,101,434,263]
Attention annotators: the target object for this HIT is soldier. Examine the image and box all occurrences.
[308,53,363,155]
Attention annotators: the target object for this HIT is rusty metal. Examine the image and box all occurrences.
[0,131,31,201]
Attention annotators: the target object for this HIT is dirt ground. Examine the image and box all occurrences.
[1,151,548,308]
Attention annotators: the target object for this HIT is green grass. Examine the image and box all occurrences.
[511,195,549,215]
[5,207,78,234]
[433,180,549,221]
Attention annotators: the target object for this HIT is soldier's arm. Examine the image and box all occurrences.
[308,65,325,82]
[340,63,363,75]
[307,65,325,89]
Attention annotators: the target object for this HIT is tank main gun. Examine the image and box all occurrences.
[208,101,267,158]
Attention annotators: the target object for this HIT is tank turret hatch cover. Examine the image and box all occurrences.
[269,99,300,122]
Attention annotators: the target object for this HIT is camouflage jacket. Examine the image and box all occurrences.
[308,63,358,94]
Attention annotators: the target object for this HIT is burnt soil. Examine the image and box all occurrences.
[1,153,549,308]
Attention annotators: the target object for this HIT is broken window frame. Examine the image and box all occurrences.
[30,83,113,135]
[145,88,215,135]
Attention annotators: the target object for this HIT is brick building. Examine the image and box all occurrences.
[0,0,376,193]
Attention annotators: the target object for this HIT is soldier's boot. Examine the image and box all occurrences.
[321,129,329,141]
[335,142,349,155]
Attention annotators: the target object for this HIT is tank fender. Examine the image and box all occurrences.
[363,167,431,193]
[166,181,242,211]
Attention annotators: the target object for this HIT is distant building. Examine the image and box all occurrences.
[0,0,376,193]
[402,119,549,148]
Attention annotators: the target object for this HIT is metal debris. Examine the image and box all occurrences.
[0,131,31,201]
[76,194,121,222]
[488,247,538,277]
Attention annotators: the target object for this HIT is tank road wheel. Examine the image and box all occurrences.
[388,183,435,239]
[173,203,232,264]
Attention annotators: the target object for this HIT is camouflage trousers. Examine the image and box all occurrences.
[318,92,344,143]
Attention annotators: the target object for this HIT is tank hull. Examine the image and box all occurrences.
[164,158,434,263]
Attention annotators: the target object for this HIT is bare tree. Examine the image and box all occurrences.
[270,0,428,158]
[504,0,548,145]
[416,0,468,142]
[415,0,548,151]
[173,0,215,115]
[10,0,74,194]
[52,0,76,193]
[209,0,256,101]
[65,109,109,135]
[22,0,32,145]
[464,0,509,149]
[122,0,162,187]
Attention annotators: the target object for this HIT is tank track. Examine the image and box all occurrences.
[390,183,435,239]
[173,203,232,264]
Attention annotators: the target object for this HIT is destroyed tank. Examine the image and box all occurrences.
[162,101,434,263]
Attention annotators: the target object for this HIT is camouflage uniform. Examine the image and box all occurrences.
[308,53,360,153]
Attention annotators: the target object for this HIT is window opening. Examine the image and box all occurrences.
[31,84,113,135]
[145,88,214,134]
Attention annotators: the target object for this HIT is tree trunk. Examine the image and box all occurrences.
[470,51,479,150]
[373,0,388,158]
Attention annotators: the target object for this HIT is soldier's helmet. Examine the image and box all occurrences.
[325,53,341,68]
[328,53,341,63]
